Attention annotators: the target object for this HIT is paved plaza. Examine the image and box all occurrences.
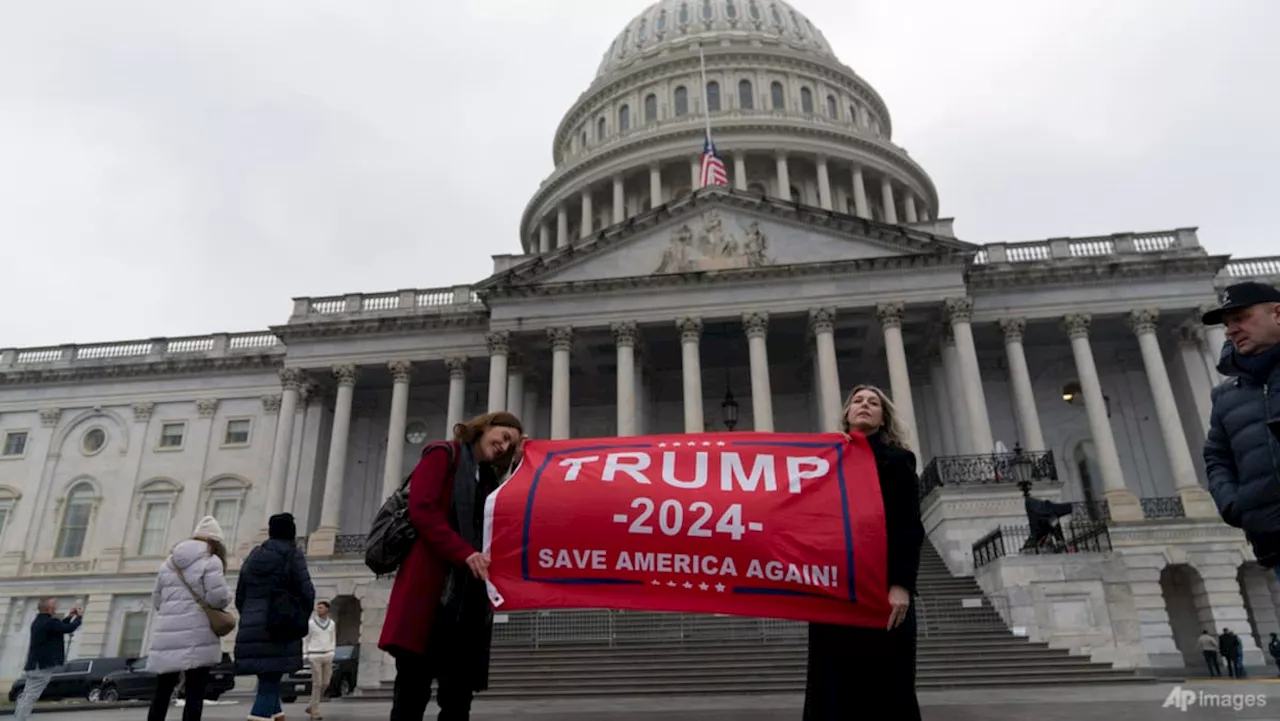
[15,682,1280,720]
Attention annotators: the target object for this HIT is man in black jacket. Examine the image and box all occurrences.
[1203,282,1280,577]
[14,598,82,721]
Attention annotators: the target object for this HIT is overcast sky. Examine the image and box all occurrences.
[1,0,1276,348]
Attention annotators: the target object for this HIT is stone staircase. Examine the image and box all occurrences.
[375,543,1152,698]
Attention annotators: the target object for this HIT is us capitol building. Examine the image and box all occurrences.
[2,0,1279,692]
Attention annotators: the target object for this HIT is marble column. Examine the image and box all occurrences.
[877,302,919,453]
[809,307,841,432]
[556,205,568,248]
[1175,324,1214,434]
[549,327,574,439]
[612,176,625,225]
[743,312,774,432]
[690,158,700,190]
[733,154,747,191]
[612,321,639,436]
[945,298,993,453]
[382,361,412,500]
[929,361,957,456]
[775,153,791,201]
[880,177,898,224]
[266,368,303,516]
[538,224,551,254]
[903,194,918,223]
[677,317,705,433]
[522,383,539,439]
[851,166,870,219]
[312,364,358,555]
[444,358,467,437]
[998,318,1046,451]
[486,331,510,412]
[649,164,662,208]
[1063,314,1142,522]
[816,156,833,210]
[634,348,648,435]
[941,330,973,454]
[579,190,593,239]
[506,360,525,420]
[1131,310,1218,518]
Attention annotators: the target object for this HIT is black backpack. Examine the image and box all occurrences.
[365,442,457,576]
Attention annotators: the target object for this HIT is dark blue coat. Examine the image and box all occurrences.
[1204,343,1280,564]
[25,613,81,671]
[233,539,315,676]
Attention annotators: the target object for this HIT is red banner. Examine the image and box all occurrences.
[483,432,890,627]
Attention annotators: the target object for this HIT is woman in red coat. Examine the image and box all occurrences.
[379,411,524,721]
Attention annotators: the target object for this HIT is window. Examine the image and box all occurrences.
[137,501,172,556]
[644,94,657,123]
[706,81,721,112]
[678,2,690,25]
[597,117,606,140]
[725,0,737,19]
[580,131,586,150]
[0,506,8,541]
[749,0,761,21]
[771,4,784,27]
[211,498,241,548]
[81,428,106,455]
[701,0,713,20]
[771,82,785,109]
[850,104,860,126]
[118,611,148,659]
[738,80,753,109]
[0,487,14,542]
[618,104,630,132]
[158,423,185,449]
[827,95,837,119]
[224,419,251,446]
[637,18,647,42]
[55,483,94,558]
[2,431,26,457]
[674,86,688,116]
[657,9,667,31]
[800,87,813,114]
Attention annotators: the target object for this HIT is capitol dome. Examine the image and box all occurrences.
[519,0,941,255]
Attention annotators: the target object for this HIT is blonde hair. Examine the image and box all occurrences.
[841,384,910,450]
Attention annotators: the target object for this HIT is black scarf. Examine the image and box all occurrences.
[439,442,491,622]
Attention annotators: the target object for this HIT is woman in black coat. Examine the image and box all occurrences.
[234,513,315,721]
[804,384,925,721]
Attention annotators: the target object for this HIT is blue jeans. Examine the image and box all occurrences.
[250,673,282,718]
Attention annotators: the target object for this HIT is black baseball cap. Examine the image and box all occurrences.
[1201,282,1280,325]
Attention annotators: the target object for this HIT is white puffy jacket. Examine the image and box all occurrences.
[145,539,232,675]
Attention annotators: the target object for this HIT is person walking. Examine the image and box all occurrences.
[303,601,337,720]
[13,599,82,721]
[1203,282,1280,580]
[1220,628,1241,678]
[1268,632,1280,677]
[804,385,925,721]
[379,411,525,721]
[146,516,233,721]
[235,513,315,721]
[1198,630,1222,677]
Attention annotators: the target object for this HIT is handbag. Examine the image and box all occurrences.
[365,442,456,575]
[170,559,236,638]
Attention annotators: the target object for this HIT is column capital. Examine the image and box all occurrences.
[131,402,155,423]
[944,297,974,325]
[485,331,510,356]
[279,367,305,391]
[808,307,836,335]
[1063,313,1092,339]
[1175,323,1203,346]
[262,395,282,414]
[445,357,468,380]
[677,317,704,343]
[941,324,956,346]
[548,327,575,351]
[298,383,318,405]
[388,360,413,384]
[332,364,359,387]
[743,311,769,339]
[998,317,1027,342]
[1129,309,1160,336]
[875,302,905,330]
[611,321,640,348]
[196,398,220,418]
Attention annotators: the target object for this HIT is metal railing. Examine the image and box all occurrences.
[972,520,1112,569]
[918,449,1057,500]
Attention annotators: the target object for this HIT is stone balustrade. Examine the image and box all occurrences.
[973,228,1198,265]
[0,331,282,369]
[288,285,482,321]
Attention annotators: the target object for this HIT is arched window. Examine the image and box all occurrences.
[644,94,658,123]
[657,9,668,31]
[749,0,762,21]
[771,4,784,27]
[850,104,859,126]
[618,104,631,132]
[826,95,837,119]
[679,2,690,25]
[55,482,95,558]
[702,0,713,20]
[580,130,587,149]
[748,182,768,196]
[800,87,813,114]
[205,477,251,549]
[725,0,738,20]
[135,479,179,556]
[706,81,721,112]
[597,117,607,140]
[738,80,754,109]
[637,18,647,42]
[674,86,689,116]
[770,82,785,110]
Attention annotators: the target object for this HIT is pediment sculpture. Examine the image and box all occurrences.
[654,211,773,274]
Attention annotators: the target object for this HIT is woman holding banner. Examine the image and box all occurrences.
[804,385,924,721]
[378,411,525,721]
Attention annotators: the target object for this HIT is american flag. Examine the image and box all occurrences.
[699,138,729,188]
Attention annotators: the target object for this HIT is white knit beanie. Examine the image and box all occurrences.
[191,515,225,543]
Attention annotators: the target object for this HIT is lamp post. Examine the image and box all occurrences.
[721,387,739,431]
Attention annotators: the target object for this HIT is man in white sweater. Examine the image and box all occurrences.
[303,600,337,719]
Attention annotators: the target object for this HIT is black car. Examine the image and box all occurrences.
[281,645,359,704]
[7,657,133,703]
[97,654,236,702]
